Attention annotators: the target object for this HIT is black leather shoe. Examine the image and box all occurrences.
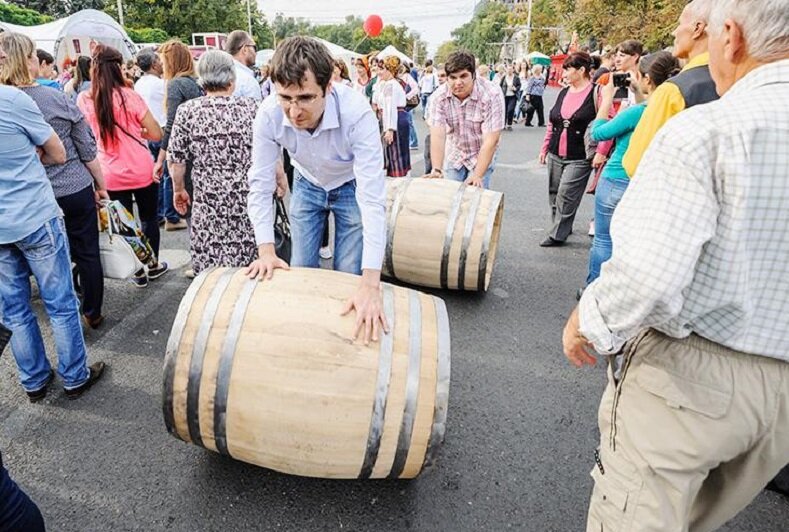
[540,236,565,247]
[0,322,11,356]
[27,369,55,403]
[64,362,106,400]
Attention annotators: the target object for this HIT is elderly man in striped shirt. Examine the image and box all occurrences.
[562,0,789,529]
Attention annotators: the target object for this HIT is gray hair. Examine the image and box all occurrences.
[686,0,715,23]
[531,65,543,76]
[708,0,789,62]
[198,50,236,91]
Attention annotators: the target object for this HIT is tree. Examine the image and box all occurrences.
[0,3,53,25]
[434,40,458,65]
[451,1,510,63]
[125,27,169,45]
[7,1,106,18]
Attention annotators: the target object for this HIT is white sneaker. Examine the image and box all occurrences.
[588,219,595,237]
[319,246,333,260]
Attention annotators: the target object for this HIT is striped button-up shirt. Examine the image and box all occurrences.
[579,59,789,363]
[427,77,505,171]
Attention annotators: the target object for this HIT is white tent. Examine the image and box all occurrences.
[255,49,275,67]
[376,45,413,65]
[314,37,362,81]
[0,9,137,66]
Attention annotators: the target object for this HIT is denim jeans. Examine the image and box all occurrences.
[0,218,90,391]
[290,172,363,275]
[420,93,432,120]
[149,141,179,223]
[444,155,497,190]
[587,177,629,284]
[407,109,418,148]
[0,458,45,532]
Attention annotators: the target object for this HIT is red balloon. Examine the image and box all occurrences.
[363,15,383,38]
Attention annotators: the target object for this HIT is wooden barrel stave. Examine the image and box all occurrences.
[163,267,450,479]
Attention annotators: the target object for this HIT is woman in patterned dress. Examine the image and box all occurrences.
[373,56,410,177]
[166,50,259,275]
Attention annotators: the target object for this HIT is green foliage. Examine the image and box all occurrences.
[270,14,428,64]
[434,40,458,65]
[125,26,169,44]
[0,3,53,25]
[7,1,106,19]
[451,1,510,63]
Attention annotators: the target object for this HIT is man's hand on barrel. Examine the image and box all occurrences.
[562,306,597,368]
[341,270,390,346]
[244,244,289,281]
[421,168,444,179]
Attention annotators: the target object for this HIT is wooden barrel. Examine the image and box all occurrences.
[384,178,504,291]
[162,267,450,479]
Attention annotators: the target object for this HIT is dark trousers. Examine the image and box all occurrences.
[56,185,104,319]
[109,182,161,259]
[505,95,517,126]
[525,95,545,126]
[424,133,432,174]
[547,153,593,241]
[0,456,46,532]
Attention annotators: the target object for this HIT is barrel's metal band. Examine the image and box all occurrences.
[358,284,396,479]
[213,275,257,457]
[163,267,215,438]
[186,269,235,448]
[385,179,412,279]
[477,193,503,292]
[387,290,422,479]
[440,184,467,289]
[424,297,451,467]
[457,188,483,291]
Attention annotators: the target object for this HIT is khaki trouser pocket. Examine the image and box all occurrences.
[587,447,643,532]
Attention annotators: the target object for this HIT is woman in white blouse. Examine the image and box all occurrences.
[374,56,410,177]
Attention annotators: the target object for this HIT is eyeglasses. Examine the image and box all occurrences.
[277,94,320,109]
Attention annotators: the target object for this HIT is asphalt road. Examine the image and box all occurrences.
[1,89,787,531]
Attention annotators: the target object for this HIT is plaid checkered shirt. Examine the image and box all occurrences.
[427,77,505,171]
[579,59,789,362]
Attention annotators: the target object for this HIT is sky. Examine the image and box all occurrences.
[257,0,478,56]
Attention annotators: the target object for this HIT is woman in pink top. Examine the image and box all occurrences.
[77,45,168,286]
[538,52,597,247]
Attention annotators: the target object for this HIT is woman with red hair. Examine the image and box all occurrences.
[77,44,168,287]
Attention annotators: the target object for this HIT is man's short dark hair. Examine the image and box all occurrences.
[270,36,334,92]
[36,49,54,65]
[226,30,253,57]
[135,49,157,72]
[445,51,476,78]
[425,58,433,67]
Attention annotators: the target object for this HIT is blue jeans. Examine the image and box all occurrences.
[587,177,629,284]
[0,218,90,391]
[420,93,432,119]
[0,459,45,532]
[444,156,497,190]
[149,141,179,223]
[290,173,363,275]
[407,109,418,148]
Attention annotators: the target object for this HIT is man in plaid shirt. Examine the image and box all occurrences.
[563,0,789,529]
[426,51,505,189]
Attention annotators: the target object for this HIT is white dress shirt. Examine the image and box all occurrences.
[247,83,386,271]
[579,59,789,362]
[374,79,406,131]
[233,60,262,101]
[134,73,166,126]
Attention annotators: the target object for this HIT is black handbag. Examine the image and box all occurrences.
[274,196,292,263]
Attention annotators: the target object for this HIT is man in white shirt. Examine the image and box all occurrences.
[225,30,262,101]
[134,49,183,227]
[245,37,388,345]
[562,1,789,529]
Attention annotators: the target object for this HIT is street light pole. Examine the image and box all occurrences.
[117,0,124,27]
[525,0,533,55]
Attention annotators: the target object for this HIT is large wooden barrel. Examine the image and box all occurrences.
[162,267,450,479]
[384,178,504,291]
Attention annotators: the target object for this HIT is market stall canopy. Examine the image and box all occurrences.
[0,9,137,67]
[376,45,413,65]
[527,51,551,67]
[255,49,275,67]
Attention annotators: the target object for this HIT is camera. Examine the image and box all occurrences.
[613,73,631,88]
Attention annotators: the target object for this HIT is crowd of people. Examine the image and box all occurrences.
[1,0,788,528]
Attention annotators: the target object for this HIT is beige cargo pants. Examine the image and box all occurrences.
[586,329,789,532]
